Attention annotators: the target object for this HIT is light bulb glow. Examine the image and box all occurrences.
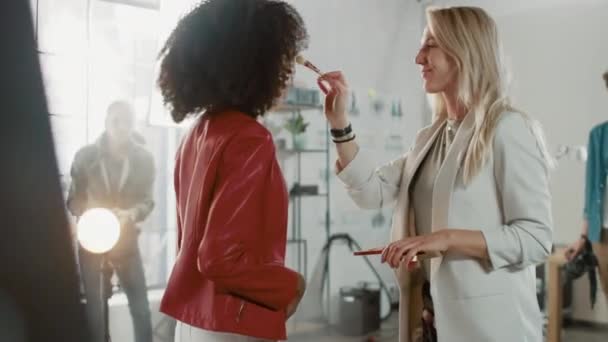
[77,208,121,254]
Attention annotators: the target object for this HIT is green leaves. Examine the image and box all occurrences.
[284,113,309,135]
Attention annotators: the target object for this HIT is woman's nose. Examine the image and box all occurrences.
[415,50,425,66]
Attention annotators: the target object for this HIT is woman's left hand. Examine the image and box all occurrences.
[382,231,450,269]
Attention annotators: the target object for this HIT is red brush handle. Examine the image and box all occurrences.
[353,249,382,256]
[353,248,426,257]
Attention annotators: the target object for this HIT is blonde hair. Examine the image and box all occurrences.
[426,6,551,182]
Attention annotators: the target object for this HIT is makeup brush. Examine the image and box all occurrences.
[354,247,427,259]
[296,55,323,76]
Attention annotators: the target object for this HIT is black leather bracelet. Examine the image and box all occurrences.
[333,134,356,144]
[330,123,352,138]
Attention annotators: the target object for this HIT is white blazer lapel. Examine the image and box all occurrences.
[431,112,476,231]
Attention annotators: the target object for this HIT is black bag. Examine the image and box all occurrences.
[563,238,600,307]
[421,281,437,342]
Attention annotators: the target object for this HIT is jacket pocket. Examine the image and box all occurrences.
[433,256,506,299]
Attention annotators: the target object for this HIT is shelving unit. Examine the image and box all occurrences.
[273,97,332,318]
[282,108,330,278]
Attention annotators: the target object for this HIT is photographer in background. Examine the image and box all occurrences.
[67,100,155,342]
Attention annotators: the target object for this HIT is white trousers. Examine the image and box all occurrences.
[174,321,274,342]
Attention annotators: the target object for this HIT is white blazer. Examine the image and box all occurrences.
[337,112,553,342]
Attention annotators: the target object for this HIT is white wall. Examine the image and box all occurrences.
[288,0,426,111]
[432,0,608,324]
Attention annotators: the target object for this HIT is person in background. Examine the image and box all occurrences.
[67,100,155,342]
[157,1,307,341]
[318,6,553,342]
[566,70,608,302]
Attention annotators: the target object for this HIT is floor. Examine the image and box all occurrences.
[563,323,608,342]
[287,319,397,342]
[287,312,608,342]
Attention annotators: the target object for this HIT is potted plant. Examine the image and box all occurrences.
[284,112,309,150]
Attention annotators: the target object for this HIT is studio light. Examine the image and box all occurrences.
[77,208,120,254]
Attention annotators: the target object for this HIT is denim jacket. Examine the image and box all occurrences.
[584,122,608,242]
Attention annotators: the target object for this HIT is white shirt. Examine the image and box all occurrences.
[174,322,274,342]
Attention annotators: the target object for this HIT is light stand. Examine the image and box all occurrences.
[77,208,121,342]
[101,255,113,342]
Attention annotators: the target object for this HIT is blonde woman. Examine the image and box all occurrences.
[318,6,552,342]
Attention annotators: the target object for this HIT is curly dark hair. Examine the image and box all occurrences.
[157,0,308,123]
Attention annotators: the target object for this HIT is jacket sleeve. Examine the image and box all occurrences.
[483,113,553,269]
[336,149,408,209]
[583,127,601,220]
[196,132,299,311]
[66,149,88,217]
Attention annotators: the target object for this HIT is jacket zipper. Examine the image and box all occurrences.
[236,301,245,323]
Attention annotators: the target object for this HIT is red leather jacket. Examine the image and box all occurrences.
[160,111,299,340]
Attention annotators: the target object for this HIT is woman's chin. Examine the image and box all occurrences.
[423,86,442,94]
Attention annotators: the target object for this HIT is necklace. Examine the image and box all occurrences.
[445,119,460,148]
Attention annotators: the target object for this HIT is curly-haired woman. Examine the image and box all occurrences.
[158,1,308,341]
